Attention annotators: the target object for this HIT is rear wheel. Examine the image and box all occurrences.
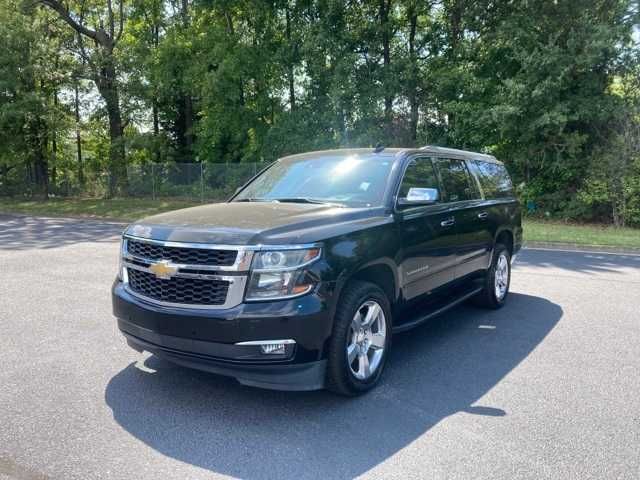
[326,281,391,396]
[473,243,511,309]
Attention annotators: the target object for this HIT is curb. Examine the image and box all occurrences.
[524,241,640,255]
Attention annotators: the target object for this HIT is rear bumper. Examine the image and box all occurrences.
[112,280,334,391]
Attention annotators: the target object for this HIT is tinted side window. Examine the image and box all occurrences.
[435,158,478,202]
[399,157,439,198]
[472,160,515,199]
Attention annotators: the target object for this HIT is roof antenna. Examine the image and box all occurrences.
[374,143,385,153]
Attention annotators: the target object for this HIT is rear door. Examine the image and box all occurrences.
[396,156,458,300]
[468,158,519,257]
[433,157,492,279]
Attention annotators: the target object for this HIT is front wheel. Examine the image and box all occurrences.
[326,281,391,396]
[473,243,511,309]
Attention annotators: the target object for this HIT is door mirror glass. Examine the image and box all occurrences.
[399,187,439,206]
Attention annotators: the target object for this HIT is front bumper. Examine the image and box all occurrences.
[112,281,334,391]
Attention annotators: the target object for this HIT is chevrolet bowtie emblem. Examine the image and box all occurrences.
[149,260,178,280]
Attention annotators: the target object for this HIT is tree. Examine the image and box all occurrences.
[37,0,127,195]
[1,0,638,226]
[0,0,69,198]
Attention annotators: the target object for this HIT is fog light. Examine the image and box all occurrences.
[260,343,287,355]
[235,339,296,357]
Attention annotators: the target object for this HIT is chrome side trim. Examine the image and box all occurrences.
[235,339,296,346]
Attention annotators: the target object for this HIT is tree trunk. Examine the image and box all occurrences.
[611,175,625,227]
[32,117,49,199]
[51,90,58,187]
[285,2,296,111]
[74,82,84,185]
[152,23,161,163]
[152,98,160,162]
[31,80,49,199]
[445,0,463,134]
[380,0,392,137]
[448,0,462,56]
[176,0,195,162]
[181,0,189,26]
[95,61,127,197]
[408,8,418,145]
[183,96,194,158]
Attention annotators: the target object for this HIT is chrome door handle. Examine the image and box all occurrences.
[440,218,455,227]
[477,212,489,220]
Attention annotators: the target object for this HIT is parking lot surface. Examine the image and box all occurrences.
[1,214,639,480]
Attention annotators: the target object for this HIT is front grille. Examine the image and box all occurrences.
[127,239,237,266]
[127,268,230,305]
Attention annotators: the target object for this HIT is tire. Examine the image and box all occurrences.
[325,280,392,396]
[473,243,511,309]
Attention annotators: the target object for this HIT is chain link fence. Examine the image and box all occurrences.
[0,163,264,202]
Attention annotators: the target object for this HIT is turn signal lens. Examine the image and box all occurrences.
[245,270,314,300]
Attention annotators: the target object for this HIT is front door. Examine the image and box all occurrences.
[396,156,458,301]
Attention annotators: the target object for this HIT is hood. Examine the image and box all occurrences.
[124,202,392,245]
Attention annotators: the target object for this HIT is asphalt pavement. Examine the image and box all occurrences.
[1,214,639,480]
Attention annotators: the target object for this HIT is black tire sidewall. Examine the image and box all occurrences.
[327,281,392,395]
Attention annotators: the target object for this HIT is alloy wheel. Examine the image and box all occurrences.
[346,300,386,380]
[494,253,509,300]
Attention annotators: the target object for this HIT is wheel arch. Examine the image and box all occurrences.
[494,227,514,255]
[334,258,400,311]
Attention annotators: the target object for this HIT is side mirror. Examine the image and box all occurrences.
[398,187,439,207]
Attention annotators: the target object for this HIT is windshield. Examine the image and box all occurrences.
[233,153,396,207]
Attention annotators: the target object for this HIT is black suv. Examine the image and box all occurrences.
[112,146,522,395]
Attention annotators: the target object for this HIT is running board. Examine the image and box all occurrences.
[392,285,483,333]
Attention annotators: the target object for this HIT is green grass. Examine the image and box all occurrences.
[523,220,640,249]
[0,197,200,222]
[1,198,638,248]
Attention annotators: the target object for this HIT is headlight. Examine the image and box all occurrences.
[245,247,321,300]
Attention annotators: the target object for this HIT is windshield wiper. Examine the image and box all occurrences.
[271,197,345,207]
[235,198,270,202]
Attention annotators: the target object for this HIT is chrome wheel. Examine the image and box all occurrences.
[495,253,509,300]
[346,300,386,380]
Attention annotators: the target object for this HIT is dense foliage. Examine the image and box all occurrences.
[0,0,639,225]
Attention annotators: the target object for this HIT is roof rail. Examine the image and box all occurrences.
[417,145,499,162]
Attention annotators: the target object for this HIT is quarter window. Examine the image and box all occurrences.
[472,160,515,199]
[435,158,478,202]
[398,157,439,198]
